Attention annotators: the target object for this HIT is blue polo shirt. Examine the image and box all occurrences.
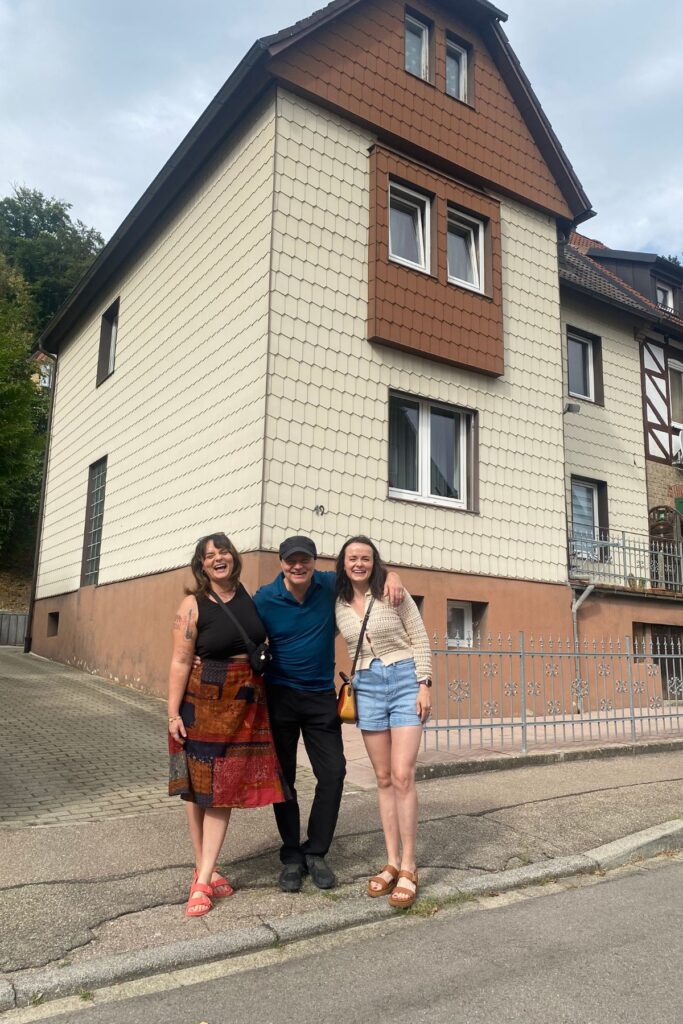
[253,570,336,691]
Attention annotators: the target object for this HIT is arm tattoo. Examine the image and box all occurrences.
[172,614,182,632]
[184,610,194,641]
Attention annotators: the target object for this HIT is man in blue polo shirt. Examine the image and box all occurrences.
[253,535,403,893]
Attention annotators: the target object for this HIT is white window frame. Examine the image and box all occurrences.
[656,282,674,310]
[389,182,430,273]
[388,393,470,509]
[445,39,468,102]
[446,600,473,648]
[405,14,430,81]
[669,359,683,431]
[570,479,605,563]
[568,332,595,401]
[447,208,484,293]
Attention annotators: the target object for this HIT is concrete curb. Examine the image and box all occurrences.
[415,737,683,782]
[3,818,682,1011]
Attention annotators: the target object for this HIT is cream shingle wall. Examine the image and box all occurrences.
[561,291,649,535]
[263,90,568,582]
[36,99,276,598]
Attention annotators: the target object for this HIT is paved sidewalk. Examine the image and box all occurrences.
[1,648,682,1011]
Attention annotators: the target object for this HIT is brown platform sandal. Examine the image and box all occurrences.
[367,864,399,897]
[388,869,419,909]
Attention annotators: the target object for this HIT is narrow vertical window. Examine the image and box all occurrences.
[669,361,683,428]
[405,14,429,81]
[447,209,483,291]
[97,298,120,385]
[81,457,108,586]
[446,40,468,101]
[568,334,594,400]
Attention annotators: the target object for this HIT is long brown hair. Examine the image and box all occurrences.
[335,536,387,602]
[187,533,242,598]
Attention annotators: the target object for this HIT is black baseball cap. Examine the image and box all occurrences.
[278,536,317,560]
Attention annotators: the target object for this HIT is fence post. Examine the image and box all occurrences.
[622,531,628,586]
[624,635,637,743]
[519,631,528,754]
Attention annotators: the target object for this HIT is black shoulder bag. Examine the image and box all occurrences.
[209,588,272,676]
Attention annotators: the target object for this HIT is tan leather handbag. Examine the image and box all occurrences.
[337,598,374,724]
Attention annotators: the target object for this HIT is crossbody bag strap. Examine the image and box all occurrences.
[208,588,256,655]
[350,597,375,680]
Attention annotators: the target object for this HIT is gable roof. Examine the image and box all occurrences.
[560,232,683,334]
[38,0,592,355]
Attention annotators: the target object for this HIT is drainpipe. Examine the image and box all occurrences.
[571,584,594,713]
[23,345,57,654]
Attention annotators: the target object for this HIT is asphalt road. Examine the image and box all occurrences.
[29,857,682,1024]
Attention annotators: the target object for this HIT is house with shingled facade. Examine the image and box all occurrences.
[557,232,683,663]
[28,0,608,695]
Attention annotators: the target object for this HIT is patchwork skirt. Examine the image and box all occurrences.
[168,659,288,808]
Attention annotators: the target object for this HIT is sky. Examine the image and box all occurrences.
[2,0,682,255]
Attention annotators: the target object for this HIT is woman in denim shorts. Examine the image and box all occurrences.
[335,536,432,908]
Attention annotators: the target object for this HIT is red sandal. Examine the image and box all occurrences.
[192,868,235,899]
[185,882,213,917]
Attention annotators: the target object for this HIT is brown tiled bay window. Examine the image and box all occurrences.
[368,145,503,375]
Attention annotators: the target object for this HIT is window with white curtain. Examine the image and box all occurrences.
[389,183,430,272]
[405,14,430,80]
[446,40,468,101]
[447,208,483,291]
[446,600,473,647]
[389,393,473,508]
[570,478,609,562]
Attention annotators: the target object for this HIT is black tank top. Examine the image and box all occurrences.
[195,585,267,660]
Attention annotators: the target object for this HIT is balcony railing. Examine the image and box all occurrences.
[568,528,683,594]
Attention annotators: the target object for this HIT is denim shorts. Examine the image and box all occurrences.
[354,658,422,731]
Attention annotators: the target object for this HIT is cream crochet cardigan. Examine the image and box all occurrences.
[335,591,432,681]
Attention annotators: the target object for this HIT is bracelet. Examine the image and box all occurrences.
[168,715,182,723]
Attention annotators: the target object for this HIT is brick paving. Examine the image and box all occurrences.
[1,648,319,827]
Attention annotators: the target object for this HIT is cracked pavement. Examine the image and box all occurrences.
[1,647,682,983]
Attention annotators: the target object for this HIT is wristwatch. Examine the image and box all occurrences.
[418,678,432,688]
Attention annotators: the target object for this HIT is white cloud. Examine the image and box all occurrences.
[1,0,682,258]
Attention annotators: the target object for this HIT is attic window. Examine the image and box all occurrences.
[405,14,430,81]
[97,298,120,386]
[446,39,468,102]
[656,282,674,310]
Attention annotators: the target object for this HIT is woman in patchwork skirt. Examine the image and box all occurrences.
[168,532,287,917]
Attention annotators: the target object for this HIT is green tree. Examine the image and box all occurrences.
[0,185,104,332]
[0,187,103,570]
[663,254,682,268]
[0,254,48,565]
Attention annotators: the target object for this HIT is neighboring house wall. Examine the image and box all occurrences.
[263,90,568,584]
[646,460,683,510]
[560,290,649,536]
[35,97,277,600]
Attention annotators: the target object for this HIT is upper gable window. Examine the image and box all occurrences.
[405,13,430,81]
[97,298,119,386]
[447,209,483,292]
[389,183,430,273]
[446,39,468,102]
[656,282,674,310]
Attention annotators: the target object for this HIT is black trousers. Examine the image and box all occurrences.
[266,685,346,865]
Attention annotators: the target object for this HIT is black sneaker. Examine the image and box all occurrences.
[305,854,336,889]
[278,863,306,893]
